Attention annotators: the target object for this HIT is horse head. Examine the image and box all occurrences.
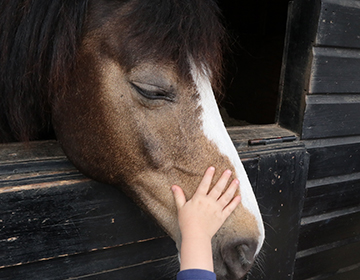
[1,0,264,278]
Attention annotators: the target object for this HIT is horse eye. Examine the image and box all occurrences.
[131,82,174,102]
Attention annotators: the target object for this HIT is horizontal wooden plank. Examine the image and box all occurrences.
[306,141,360,179]
[324,264,360,280]
[316,0,360,49]
[0,238,177,280]
[303,175,360,216]
[298,208,360,251]
[0,180,169,268]
[294,238,360,280]
[302,94,360,139]
[0,141,65,163]
[79,257,178,280]
[309,47,360,94]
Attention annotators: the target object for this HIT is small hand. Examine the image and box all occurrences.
[171,167,241,272]
[172,166,241,240]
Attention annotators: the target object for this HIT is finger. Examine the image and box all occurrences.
[209,169,232,199]
[222,195,241,219]
[195,166,215,196]
[171,185,186,210]
[218,178,240,207]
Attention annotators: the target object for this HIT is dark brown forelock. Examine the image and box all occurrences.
[116,0,226,95]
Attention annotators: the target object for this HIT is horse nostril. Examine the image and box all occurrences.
[220,239,257,279]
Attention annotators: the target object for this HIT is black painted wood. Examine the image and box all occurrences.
[0,238,177,280]
[277,0,321,133]
[309,48,360,94]
[0,141,178,279]
[324,265,360,280]
[294,238,360,280]
[246,147,309,280]
[277,0,360,279]
[316,0,360,49]
[298,208,360,252]
[302,94,360,139]
[306,141,360,180]
[303,177,360,217]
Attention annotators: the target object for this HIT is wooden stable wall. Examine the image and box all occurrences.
[0,125,308,280]
[278,0,360,279]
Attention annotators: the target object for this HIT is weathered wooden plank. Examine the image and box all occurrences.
[309,47,360,94]
[302,94,360,139]
[80,257,178,280]
[303,175,360,217]
[277,0,321,134]
[316,0,360,49]
[298,208,360,252]
[0,141,65,163]
[294,238,360,280]
[306,140,360,179]
[0,237,177,280]
[248,147,309,280]
[324,264,360,280]
[0,179,170,268]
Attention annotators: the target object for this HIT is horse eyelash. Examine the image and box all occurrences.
[130,82,175,102]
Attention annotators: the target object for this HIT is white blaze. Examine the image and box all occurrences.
[192,66,265,255]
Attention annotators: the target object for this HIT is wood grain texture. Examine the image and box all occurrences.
[316,0,360,48]
[294,238,360,280]
[302,94,360,139]
[306,140,360,180]
[303,175,360,216]
[309,48,360,94]
[298,208,360,251]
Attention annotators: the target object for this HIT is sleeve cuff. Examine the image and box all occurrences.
[177,269,216,280]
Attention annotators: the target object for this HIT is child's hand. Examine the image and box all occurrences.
[171,166,241,272]
[172,166,241,241]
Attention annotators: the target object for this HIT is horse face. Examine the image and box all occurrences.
[52,2,265,279]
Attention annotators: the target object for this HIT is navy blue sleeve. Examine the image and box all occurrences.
[177,269,216,280]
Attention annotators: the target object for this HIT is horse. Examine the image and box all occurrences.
[0,1,265,279]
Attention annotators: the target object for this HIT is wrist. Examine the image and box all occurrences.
[180,235,214,272]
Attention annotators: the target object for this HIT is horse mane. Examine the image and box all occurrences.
[0,0,226,143]
[104,0,226,93]
[0,0,89,142]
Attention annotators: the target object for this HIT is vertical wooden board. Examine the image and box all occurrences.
[316,0,360,48]
[242,157,259,192]
[246,147,309,280]
[277,0,321,134]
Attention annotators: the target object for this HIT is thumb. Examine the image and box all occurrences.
[171,185,186,210]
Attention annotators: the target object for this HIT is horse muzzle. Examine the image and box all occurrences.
[215,238,258,280]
